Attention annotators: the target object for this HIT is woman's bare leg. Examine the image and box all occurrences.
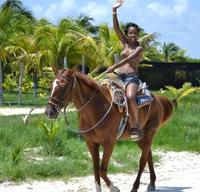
[126,83,142,141]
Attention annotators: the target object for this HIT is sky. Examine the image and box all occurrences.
[2,0,200,59]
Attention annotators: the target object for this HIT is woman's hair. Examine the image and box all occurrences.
[124,22,141,35]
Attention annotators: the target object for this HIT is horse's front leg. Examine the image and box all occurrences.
[86,141,101,192]
[100,142,120,192]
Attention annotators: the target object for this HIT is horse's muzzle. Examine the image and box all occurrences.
[45,105,59,119]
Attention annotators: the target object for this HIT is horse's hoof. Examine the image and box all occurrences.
[109,183,120,192]
[147,184,156,191]
[95,182,102,192]
[130,187,138,192]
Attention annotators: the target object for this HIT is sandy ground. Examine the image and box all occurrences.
[0,151,200,192]
[0,107,45,116]
[0,108,200,191]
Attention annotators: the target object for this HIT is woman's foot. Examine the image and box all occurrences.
[130,127,143,141]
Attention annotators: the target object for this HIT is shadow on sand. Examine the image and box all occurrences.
[156,186,191,192]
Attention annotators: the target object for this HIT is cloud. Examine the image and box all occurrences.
[32,5,43,19]
[147,0,188,17]
[147,2,172,17]
[173,0,188,15]
[81,2,109,24]
[32,0,111,24]
[43,0,77,22]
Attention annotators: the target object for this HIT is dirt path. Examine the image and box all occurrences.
[0,107,45,116]
[0,150,200,192]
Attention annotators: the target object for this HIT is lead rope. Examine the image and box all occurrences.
[61,74,114,134]
[62,91,96,126]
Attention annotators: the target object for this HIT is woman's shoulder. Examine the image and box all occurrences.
[135,43,144,52]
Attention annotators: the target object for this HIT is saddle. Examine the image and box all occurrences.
[102,78,153,114]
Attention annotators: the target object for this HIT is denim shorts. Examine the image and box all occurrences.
[119,72,140,86]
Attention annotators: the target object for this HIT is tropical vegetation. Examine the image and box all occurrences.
[1,0,199,106]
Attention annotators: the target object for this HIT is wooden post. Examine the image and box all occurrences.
[0,60,3,105]
[33,68,38,97]
[114,53,120,63]
[81,55,85,74]
[18,61,24,105]
[64,56,68,69]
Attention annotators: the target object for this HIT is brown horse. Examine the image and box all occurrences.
[45,69,173,192]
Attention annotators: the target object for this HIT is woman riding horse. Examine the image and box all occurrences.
[45,69,173,192]
[106,0,143,141]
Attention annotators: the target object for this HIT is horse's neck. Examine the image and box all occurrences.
[72,78,108,116]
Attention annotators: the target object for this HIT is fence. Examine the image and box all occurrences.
[139,61,200,89]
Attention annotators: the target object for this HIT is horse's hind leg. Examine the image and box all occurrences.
[100,142,120,192]
[131,141,152,192]
[147,149,156,191]
[86,141,101,192]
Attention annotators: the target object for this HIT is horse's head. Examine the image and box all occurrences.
[45,69,75,119]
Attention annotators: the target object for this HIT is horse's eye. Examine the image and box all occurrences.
[60,79,68,87]
[60,83,66,88]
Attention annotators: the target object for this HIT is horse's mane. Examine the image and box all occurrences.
[74,71,109,101]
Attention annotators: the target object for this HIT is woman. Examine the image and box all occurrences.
[106,0,143,141]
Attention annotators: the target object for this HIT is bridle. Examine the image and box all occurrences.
[48,74,97,114]
[48,75,75,113]
[47,73,114,134]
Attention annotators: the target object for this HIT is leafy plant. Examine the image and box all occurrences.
[11,143,27,165]
[2,74,17,92]
[22,76,33,93]
[165,82,198,109]
[39,119,62,143]
[39,119,65,156]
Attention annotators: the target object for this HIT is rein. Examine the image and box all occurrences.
[65,97,113,134]
[48,74,114,134]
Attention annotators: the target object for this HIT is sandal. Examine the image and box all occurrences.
[130,127,143,141]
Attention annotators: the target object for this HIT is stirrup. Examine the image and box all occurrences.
[130,127,143,141]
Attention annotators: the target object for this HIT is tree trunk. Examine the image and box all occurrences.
[18,61,24,105]
[33,68,38,97]
[0,60,3,105]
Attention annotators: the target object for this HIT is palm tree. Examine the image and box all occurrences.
[34,17,93,73]
[160,42,181,62]
[6,34,29,104]
[0,0,34,105]
[77,24,122,70]
[75,14,98,35]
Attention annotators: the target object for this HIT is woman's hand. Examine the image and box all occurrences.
[105,66,115,74]
[113,0,124,11]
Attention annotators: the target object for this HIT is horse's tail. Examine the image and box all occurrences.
[159,96,173,124]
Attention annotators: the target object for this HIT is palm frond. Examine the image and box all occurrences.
[139,33,158,48]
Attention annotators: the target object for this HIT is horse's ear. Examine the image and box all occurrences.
[52,65,58,75]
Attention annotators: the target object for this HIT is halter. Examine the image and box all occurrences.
[48,75,75,113]
[48,75,98,114]
[48,73,114,134]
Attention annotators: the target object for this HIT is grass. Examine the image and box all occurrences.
[0,114,139,181]
[2,91,49,106]
[0,92,199,181]
[153,92,200,151]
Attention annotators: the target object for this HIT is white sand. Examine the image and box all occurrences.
[0,150,200,192]
[0,107,45,116]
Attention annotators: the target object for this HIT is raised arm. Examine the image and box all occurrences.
[113,0,127,45]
